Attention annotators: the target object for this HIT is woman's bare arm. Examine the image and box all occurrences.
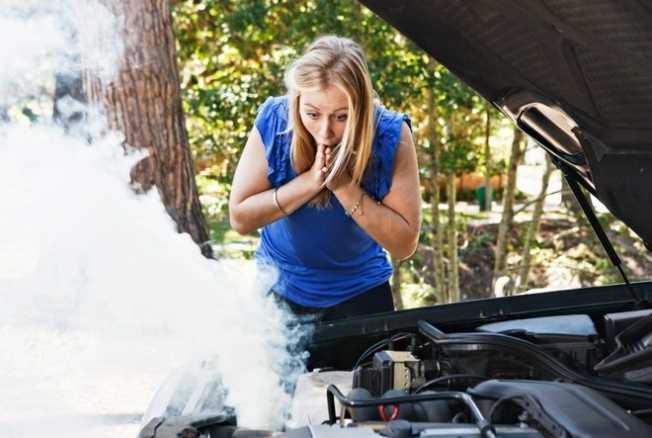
[331,122,422,260]
[228,127,326,234]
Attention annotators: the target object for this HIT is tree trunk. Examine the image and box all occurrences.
[391,258,404,310]
[446,173,459,303]
[493,127,524,289]
[517,154,554,292]
[562,178,592,225]
[426,85,447,303]
[562,179,581,217]
[53,72,86,132]
[83,0,212,258]
[483,109,493,211]
[352,2,365,45]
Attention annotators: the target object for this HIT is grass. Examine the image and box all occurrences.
[208,216,259,259]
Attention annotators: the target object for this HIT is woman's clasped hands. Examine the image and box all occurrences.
[308,143,352,193]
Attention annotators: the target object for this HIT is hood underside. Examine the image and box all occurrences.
[361,0,652,248]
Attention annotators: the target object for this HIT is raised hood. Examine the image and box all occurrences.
[360,0,652,250]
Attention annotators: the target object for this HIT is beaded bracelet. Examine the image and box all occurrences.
[345,191,366,217]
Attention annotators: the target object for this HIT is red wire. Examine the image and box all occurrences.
[378,404,400,422]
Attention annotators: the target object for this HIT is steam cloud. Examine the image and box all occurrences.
[0,1,307,436]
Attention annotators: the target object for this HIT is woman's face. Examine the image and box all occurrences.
[299,83,349,148]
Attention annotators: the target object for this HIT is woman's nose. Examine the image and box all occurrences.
[318,118,333,141]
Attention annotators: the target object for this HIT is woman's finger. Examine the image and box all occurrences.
[321,146,328,173]
[314,143,325,166]
[324,146,332,166]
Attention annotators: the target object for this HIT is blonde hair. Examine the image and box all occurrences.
[284,35,376,207]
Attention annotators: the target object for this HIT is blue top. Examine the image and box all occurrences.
[254,96,411,308]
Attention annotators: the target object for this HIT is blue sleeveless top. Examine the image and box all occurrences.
[254,96,411,308]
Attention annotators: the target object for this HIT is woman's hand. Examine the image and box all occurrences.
[308,143,329,190]
[323,145,352,192]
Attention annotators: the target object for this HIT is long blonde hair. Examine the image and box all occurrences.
[284,35,376,207]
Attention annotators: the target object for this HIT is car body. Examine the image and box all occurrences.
[138,1,652,437]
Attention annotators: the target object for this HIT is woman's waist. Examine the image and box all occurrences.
[258,228,389,271]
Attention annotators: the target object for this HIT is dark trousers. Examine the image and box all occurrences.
[274,281,394,322]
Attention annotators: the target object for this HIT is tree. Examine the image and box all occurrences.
[53,73,85,132]
[437,78,485,302]
[401,60,487,304]
[391,259,405,310]
[425,84,447,302]
[445,171,460,302]
[441,111,481,303]
[493,127,525,290]
[84,0,212,257]
[517,154,554,291]
[482,107,493,211]
[52,26,85,131]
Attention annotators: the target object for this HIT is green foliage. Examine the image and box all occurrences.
[208,217,259,259]
[196,174,231,220]
[173,0,488,185]
[467,231,493,252]
[402,280,438,309]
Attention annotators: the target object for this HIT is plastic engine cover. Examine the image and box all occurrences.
[469,380,652,437]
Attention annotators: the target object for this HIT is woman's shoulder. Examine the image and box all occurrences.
[254,96,292,187]
[376,104,412,133]
[262,95,289,108]
[363,105,412,200]
[373,104,412,149]
[256,95,289,123]
[255,95,290,146]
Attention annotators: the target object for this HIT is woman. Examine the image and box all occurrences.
[229,36,421,321]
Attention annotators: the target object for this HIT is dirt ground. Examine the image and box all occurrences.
[417,212,652,302]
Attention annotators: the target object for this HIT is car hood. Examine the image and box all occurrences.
[360,0,652,249]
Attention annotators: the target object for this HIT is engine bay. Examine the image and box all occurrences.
[139,307,652,438]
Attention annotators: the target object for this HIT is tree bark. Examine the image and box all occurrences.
[517,154,554,292]
[493,127,524,289]
[84,0,212,258]
[426,85,447,303]
[446,173,459,303]
[483,109,493,211]
[391,258,404,310]
[53,72,86,132]
[352,2,365,45]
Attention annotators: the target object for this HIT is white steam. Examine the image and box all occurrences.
[0,0,121,105]
[0,1,307,436]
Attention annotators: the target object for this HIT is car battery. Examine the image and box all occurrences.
[353,351,421,397]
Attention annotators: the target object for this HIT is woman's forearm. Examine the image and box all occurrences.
[333,183,420,260]
[229,172,322,234]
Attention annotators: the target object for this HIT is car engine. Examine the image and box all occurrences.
[139,311,652,438]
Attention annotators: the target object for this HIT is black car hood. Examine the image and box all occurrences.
[361,0,652,249]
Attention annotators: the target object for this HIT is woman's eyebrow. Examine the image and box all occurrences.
[302,103,348,112]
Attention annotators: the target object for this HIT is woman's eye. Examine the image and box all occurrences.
[306,112,319,119]
[336,115,348,122]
